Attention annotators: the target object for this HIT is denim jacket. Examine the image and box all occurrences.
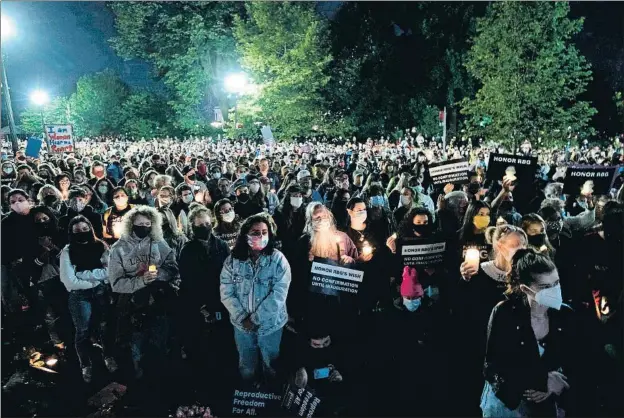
[220,250,291,337]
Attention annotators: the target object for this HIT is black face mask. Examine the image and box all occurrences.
[72,231,92,244]
[43,194,59,208]
[237,193,249,203]
[187,174,196,181]
[36,222,53,236]
[413,224,431,236]
[527,233,546,247]
[133,225,151,239]
[193,225,212,240]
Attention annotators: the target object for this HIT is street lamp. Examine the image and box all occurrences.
[1,16,19,153]
[224,72,249,131]
[30,90,50,138]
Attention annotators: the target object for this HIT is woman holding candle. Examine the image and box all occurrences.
[481,249,579,417]
[102,187,134,245]
[451,224,528,416]
[108,206,179,379]
[458,200,492,263]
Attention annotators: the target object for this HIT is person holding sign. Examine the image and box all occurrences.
[452,225,528,416]
[220,215,291,384]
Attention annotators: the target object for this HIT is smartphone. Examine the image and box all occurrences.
[313,367,331,380]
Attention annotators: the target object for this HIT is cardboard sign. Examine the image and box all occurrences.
[428,159,470,185]
[562,166,617,196]
[261,126,275,146]
[399,237,446,267]
[25,137,43,158]
[231,389,282,417]
[485,153,537,182]
[282,384,321,417]
[309,258,363,296]
[45,124,74,153]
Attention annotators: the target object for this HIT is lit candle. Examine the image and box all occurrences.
[45,357,58,366]
[465,248,480,270]
[362,240,372,256]
[149,264,157,273]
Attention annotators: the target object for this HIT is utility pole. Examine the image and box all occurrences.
[1,54,18,153]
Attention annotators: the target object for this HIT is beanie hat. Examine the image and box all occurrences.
[400,266,423,298]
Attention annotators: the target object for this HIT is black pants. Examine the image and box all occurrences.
[35,277,68,344]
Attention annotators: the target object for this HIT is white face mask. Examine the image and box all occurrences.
[400,195,411,207]
[182,195,194,204]
[11,200,30,214]
[402,298,421,312]
[250,184,260,194]
[533,284,563,310]
[114,197,128,207]
[352,210,367,223]
[222,211,235,223]
[313,218,331,231]
[290,197,303,209]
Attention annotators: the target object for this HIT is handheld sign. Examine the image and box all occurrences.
[428,159,470,185]
[309,258,363,297]
[562,166,617,196]
[231,388,282,417]
[45,124,74,153]
[399,237,446,267]
[282,384,321,417]
[25,137,43,158]
[485,153,537,183]
[261,126,275,147]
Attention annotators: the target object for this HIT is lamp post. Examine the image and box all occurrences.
[1,16,19,154]
[224,72,249,131]
[30,90,50,139]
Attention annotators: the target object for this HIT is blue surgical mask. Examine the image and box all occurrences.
[415,185,424,194]
[370,196,384,207]
[402,298,421,312]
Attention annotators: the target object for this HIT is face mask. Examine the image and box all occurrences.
[370,196,384,207]
[11,200,30,214]
[114,196,128,207]
[237,192,249,203]
[247,234,269,251]
[402,298,422,312]
[71,200,86,213]
[313,218,331,231]
[352,210,367,223]
[43,194,59,208]
[290,197,303,209]
[133,225,151,239]
[527,233,546,247]
[400,195,411,206]
[413,224,430,236]
[250,184,260,194]
[213,172,222,179]
[187,174,196,181]
[72,231,92,244]
[182,195,194,204]
[36,222,52,236]
[415,185,424,194]
[98,186,108,194]
[545,220,563,236]
[3,167,14,175]
[128,189,138,197]
[222,211,235,223]
[193,225,212,240]
[473,215,490,230]
[531,284,563,310]
[159,198,171,207]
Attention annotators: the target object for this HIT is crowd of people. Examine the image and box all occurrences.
[1,133,623,417]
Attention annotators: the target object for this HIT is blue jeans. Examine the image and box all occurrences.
[233,327,283,382]
[67,284,114,368]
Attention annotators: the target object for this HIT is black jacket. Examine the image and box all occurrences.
[484,297,579,411]
[58,205,103,246]
[178,235,230,315]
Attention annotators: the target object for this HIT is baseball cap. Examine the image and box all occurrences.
[297,170,311,181]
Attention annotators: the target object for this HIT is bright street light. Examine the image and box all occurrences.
[224,72,248,94]
[1,16,16,40]
[30,90,50,106]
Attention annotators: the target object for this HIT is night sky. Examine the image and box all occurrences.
[1,1,155,114]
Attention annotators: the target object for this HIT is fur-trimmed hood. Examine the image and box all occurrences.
[119,205,164,242]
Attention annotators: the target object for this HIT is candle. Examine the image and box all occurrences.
[464,248,480,270]
[149,265,157,273]
[362,240,372,256]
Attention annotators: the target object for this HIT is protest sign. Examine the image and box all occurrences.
[485,153,537,182]
[562,166,617,195]
[261,126,275,147]
[25,137,43,158]
[231,388,282,417]
[309,258,363,297]
[45,125,74,153]
[282,384,321,418]
[399,237,446,267]
[461,243,491,264]
[428,159,470,185]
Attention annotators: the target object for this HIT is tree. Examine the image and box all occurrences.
[69,69,129,136]
[110,2,244,134]
[18,97,72,135]
[233,2,332,138]
[117,92,173,138]
[461,1,596,149]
